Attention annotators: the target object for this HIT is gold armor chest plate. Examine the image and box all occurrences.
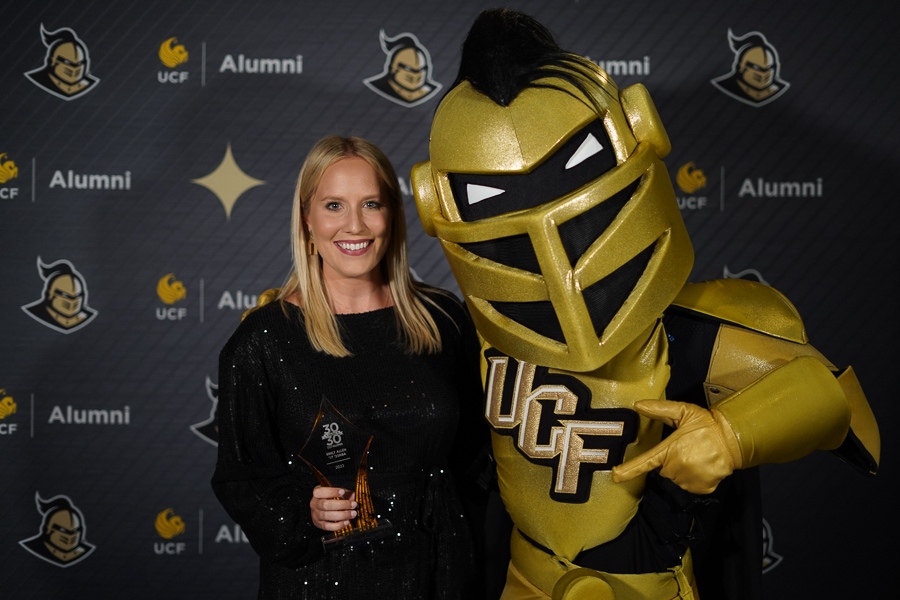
[481,321,670,559]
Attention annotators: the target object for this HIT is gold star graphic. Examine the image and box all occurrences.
[191,143,265,219]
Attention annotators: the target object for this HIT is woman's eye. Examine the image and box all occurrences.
[326,202,341,211]
[365,201,382,209]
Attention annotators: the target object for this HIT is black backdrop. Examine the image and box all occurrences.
[1,1,897,598]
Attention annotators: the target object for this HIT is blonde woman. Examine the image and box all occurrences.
[212,136,484,599]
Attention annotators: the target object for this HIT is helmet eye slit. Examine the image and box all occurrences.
[565,133,604,170]
[460,234,541,275]
[582,242,657,339]
[466,183,505,204]
[558,180,639,268]
[491,300,564,343]
[448,120,616,222]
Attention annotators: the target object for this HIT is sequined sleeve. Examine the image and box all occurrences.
[211,319,322,567]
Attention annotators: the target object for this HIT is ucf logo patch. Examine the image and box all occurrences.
[484,349,638,503]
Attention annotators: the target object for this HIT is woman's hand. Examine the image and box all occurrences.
[310,486,358,531]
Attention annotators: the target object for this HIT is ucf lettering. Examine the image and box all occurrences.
[483,349,638,503]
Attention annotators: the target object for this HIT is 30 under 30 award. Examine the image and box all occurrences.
[298,395,393,549]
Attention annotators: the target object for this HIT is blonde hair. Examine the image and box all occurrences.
[277,136,446,357]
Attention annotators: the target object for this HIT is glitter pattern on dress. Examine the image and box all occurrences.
[212,291,484,599]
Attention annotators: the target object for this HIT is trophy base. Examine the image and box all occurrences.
[321,519,394,551]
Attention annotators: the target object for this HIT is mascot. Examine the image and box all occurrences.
[411,9,879,600]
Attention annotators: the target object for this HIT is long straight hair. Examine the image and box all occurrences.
[277,136,446,357]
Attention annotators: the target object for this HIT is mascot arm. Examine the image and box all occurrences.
[712,355,850,468]
[832,366,880,474]
[612,356,851,494]
[685,280,880,474]
[613,279,880,493]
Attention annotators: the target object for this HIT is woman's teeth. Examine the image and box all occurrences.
[337,241,371,251]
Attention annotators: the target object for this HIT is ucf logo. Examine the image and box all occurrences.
[0,153,18,183]
[484,349,637,503]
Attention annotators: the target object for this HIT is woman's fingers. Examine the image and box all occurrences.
[311,486,349,499]
[310,486,359,531]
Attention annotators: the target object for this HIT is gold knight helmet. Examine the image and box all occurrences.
[413,9,693,371]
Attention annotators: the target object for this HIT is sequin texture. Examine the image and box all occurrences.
[212,291,485,599]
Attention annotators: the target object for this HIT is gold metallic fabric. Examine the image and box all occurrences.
[504,528,696,600]
[672,280,807,344]
[611,400,741,494]
[715,356,851,467]
[484,322,668,558]
[837,366,880,469]
[414,74,693,372]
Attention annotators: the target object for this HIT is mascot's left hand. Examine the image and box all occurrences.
[611,400,744,494]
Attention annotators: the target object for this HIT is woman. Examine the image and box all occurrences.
[211,136,485,599]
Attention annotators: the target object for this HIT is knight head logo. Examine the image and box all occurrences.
[363,30,442,107]
[19,493,96,567]
[190,376,219,446]
[25,25,99,101]
[22,257,98,333]
[711,29,789,106]
[159,37,188,68]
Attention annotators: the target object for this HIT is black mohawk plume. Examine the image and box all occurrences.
[450,8,610,108]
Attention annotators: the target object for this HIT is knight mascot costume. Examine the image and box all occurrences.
[410,9,880,600]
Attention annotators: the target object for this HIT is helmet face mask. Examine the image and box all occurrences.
[414,68,693,371]
[48,274,84,318]
[739,46,775,89]
[46,510,82,552]
[390,48,427,91]
[51,42,87,84]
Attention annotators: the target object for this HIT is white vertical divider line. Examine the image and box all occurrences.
[199,508,204,554]
[200,279,205,323]
[720,166,725,212]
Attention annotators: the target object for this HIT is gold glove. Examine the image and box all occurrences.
[611,400,742,494]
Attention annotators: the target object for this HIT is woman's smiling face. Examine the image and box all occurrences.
[305,156,392,285]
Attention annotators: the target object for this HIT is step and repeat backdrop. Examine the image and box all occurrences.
[1,0,897,598]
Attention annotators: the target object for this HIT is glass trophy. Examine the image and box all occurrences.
[298,395,393,550]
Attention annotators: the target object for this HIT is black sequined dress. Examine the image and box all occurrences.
[212,292,484,599]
